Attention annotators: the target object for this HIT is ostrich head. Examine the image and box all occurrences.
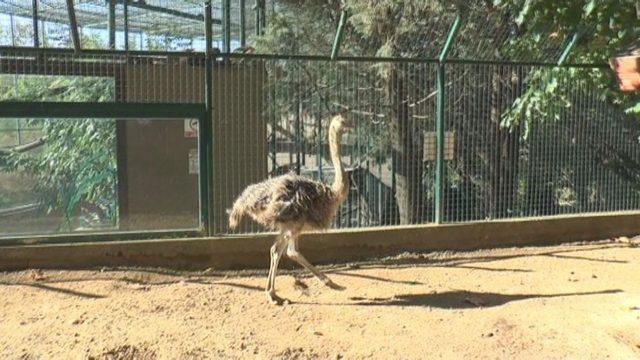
[329,113,352,135]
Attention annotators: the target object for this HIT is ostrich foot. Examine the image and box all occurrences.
[324,279,346,291]
[266,291,288,305]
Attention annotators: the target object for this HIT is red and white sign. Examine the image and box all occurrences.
[184,118,199,138]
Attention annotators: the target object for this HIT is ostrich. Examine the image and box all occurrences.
[228,114,352,304]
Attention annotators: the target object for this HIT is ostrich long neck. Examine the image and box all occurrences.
[329,125,348,197]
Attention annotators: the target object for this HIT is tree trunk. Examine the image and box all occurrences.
[387,64,425,224]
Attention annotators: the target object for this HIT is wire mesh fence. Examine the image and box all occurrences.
[212,58,438,234]
[444,63,640,222]
[0,47,205,103]
[1,48,639,240]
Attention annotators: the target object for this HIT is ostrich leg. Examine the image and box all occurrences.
[285,234,345,290]
[266,235,288,304]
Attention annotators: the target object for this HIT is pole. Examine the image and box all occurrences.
[240,0,246,47]
[223,0,231,53]
[32,0,39,47]
[435,64,445,223]
[124,0,129,51]
[434,14,461,223]
[557,32,580,66]
[108,0,116,49]
[66,0,81,52]
[331,9,348,60]
[203,0,215,235]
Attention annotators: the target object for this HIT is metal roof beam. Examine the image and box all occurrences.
[113,0,222,25]
[66,0,82,53]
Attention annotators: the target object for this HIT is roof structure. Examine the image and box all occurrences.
[0,0,261,50]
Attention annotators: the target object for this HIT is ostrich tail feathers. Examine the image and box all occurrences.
[227,207,243,230]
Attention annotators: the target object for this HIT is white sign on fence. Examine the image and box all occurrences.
[189,149,199,174]
[184,118,199,138]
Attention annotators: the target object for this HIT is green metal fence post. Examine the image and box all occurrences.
[108,0,116,49]
[223,0,231,53]
[203,1,215,236]
[331,9,348,60]
[435,14,461,224]
[255,0,261,35]
[123,0,129,51]
[557,31,580,66]
[240,0,246,47]
[32,0,39,47]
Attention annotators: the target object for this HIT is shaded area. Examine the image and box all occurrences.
[346,289,623,309]
[330,271,424,285]
[0,282,106,299]
[344,243,631,271]
[548,253,628,264]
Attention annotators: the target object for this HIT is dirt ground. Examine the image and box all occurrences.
[1,239,640,360]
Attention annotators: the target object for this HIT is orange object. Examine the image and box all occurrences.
[610,55,640,92]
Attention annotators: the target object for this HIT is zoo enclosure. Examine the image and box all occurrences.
[0,1,639,244]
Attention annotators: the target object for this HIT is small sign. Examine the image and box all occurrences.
[424,131,455,161]
[184,118,198,138]
[189,149,199,174]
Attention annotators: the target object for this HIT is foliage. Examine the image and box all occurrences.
[254,0,640,224]
[497,0,640,122]
[0,74,117,229]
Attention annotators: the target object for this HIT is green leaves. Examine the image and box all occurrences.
[0,74,118,230]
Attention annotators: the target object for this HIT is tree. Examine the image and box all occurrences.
[256,0,456,224]
[498,0,640,212]
[255,0,640,223]
[0,34,117,230]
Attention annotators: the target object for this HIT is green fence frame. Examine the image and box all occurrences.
[0,25,618,245]
[0,101,211,246]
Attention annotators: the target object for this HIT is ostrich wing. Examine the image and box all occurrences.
[233,173,336,230]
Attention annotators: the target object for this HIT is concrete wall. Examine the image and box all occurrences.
[1,212,639,271]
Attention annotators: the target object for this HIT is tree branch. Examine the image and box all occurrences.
[0,137,47,155]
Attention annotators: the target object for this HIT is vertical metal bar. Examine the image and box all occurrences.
[435,64,445,224]
[557,32,580,66]
[123,0,129,51]
[439,15,461,63]
[434,15,461,224]
[41,19,47,47]
[66,0,81,53]
[331,9,348,60]
[108,0,116,49]
[255,0,261,36]
[203,1,214,236]
[223,0,231,53]
[15,119,21,145]
[240,0,246,47]
[32,0,39,47]
[259,0,266,34]
[10,14,15,46]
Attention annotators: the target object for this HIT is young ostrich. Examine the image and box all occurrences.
[228,114,352,304]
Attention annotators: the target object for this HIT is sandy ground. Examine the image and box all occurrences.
[1,239,640,360]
